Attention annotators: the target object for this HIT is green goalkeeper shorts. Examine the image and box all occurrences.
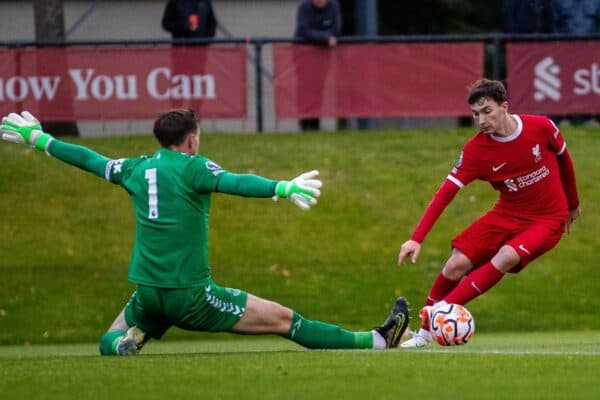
[124,280,248,339]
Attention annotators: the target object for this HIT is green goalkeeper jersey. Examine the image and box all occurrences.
[49,141,277,288]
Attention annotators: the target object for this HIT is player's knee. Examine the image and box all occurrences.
[265,302,293,332]
[274,305,293,329]
[443,257,472,280]
[492,245,520,272]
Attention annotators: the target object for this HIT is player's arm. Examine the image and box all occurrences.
[556,148,580,233]
[215,172,277,197]
[218,170,322,211]
[1,111,110,179]
[398,179,460,265]
[547,118,580,232]
[399,145,479,265]
[192,159,322,211]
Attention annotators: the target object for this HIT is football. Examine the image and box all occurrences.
[430,303,475,346]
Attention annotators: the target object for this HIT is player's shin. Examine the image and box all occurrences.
[421,272,460,329]
[285,312,374,349]
[444,262,504,305]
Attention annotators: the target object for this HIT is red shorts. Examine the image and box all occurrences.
[451,210,564,272]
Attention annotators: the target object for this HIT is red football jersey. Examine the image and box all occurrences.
[448,114,568,221]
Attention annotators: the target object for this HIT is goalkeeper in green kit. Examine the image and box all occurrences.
[1,109,409,355]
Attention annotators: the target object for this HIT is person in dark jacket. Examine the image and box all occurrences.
[294,0,342,131]
[162,0,217,39]
[503,0,555,34]
[295,0,342,46]
[553,0,600,125]
[553,0,600,34]
[161,0,218,109]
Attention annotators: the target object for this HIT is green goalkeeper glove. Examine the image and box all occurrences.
[1,111,53,152]
[274,170,322,211]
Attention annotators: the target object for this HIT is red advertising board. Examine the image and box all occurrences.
[507,41,600,114]
[273,43,483,118]
[0,46,247,120]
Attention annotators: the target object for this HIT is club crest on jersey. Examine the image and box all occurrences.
[205,160,224,176]
[532,144,542,162]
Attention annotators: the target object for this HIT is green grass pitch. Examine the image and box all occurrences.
[1,127,599,398]
[1,333,600,399]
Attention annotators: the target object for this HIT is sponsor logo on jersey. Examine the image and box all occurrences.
[504,178,518,192]
[517,165,549,188]
[533,57,561,102]
[532,144,542,162]
[504,165,550,192]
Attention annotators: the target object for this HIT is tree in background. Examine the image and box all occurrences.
[33,0,79,136]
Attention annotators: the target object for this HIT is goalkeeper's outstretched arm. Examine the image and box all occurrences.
[48,139,111,179]
[215,170,322,211]
[1,111,111,179]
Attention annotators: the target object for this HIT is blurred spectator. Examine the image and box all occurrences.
[553,0,600,34]
[553,0,600,126]
[162,0,218,109]
[294,0,342,131]
[502,1,556,127]
[162,0,217,40]
[472,1,554,129]
[503,0,555,33]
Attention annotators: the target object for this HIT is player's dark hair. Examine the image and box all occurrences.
[467,79,508,105]
[153,109,199,147]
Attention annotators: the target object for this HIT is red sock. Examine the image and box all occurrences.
[444,262,504,305]
[420,272,459,329]
[426,272,460,306]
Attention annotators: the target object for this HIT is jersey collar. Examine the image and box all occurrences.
[157,148,191,158]
[489,114,522,143]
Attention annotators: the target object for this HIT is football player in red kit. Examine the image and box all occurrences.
[398,79,580,348]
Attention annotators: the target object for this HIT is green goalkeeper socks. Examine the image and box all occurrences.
[99,330,126,355]
[101,315,375,353]
[286,312,373,349]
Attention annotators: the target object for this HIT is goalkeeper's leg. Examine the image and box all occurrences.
[99,293,150,356]
[99,308,132,355]
[230,294,408,349]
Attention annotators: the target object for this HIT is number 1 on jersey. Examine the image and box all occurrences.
[145,168,159,219]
